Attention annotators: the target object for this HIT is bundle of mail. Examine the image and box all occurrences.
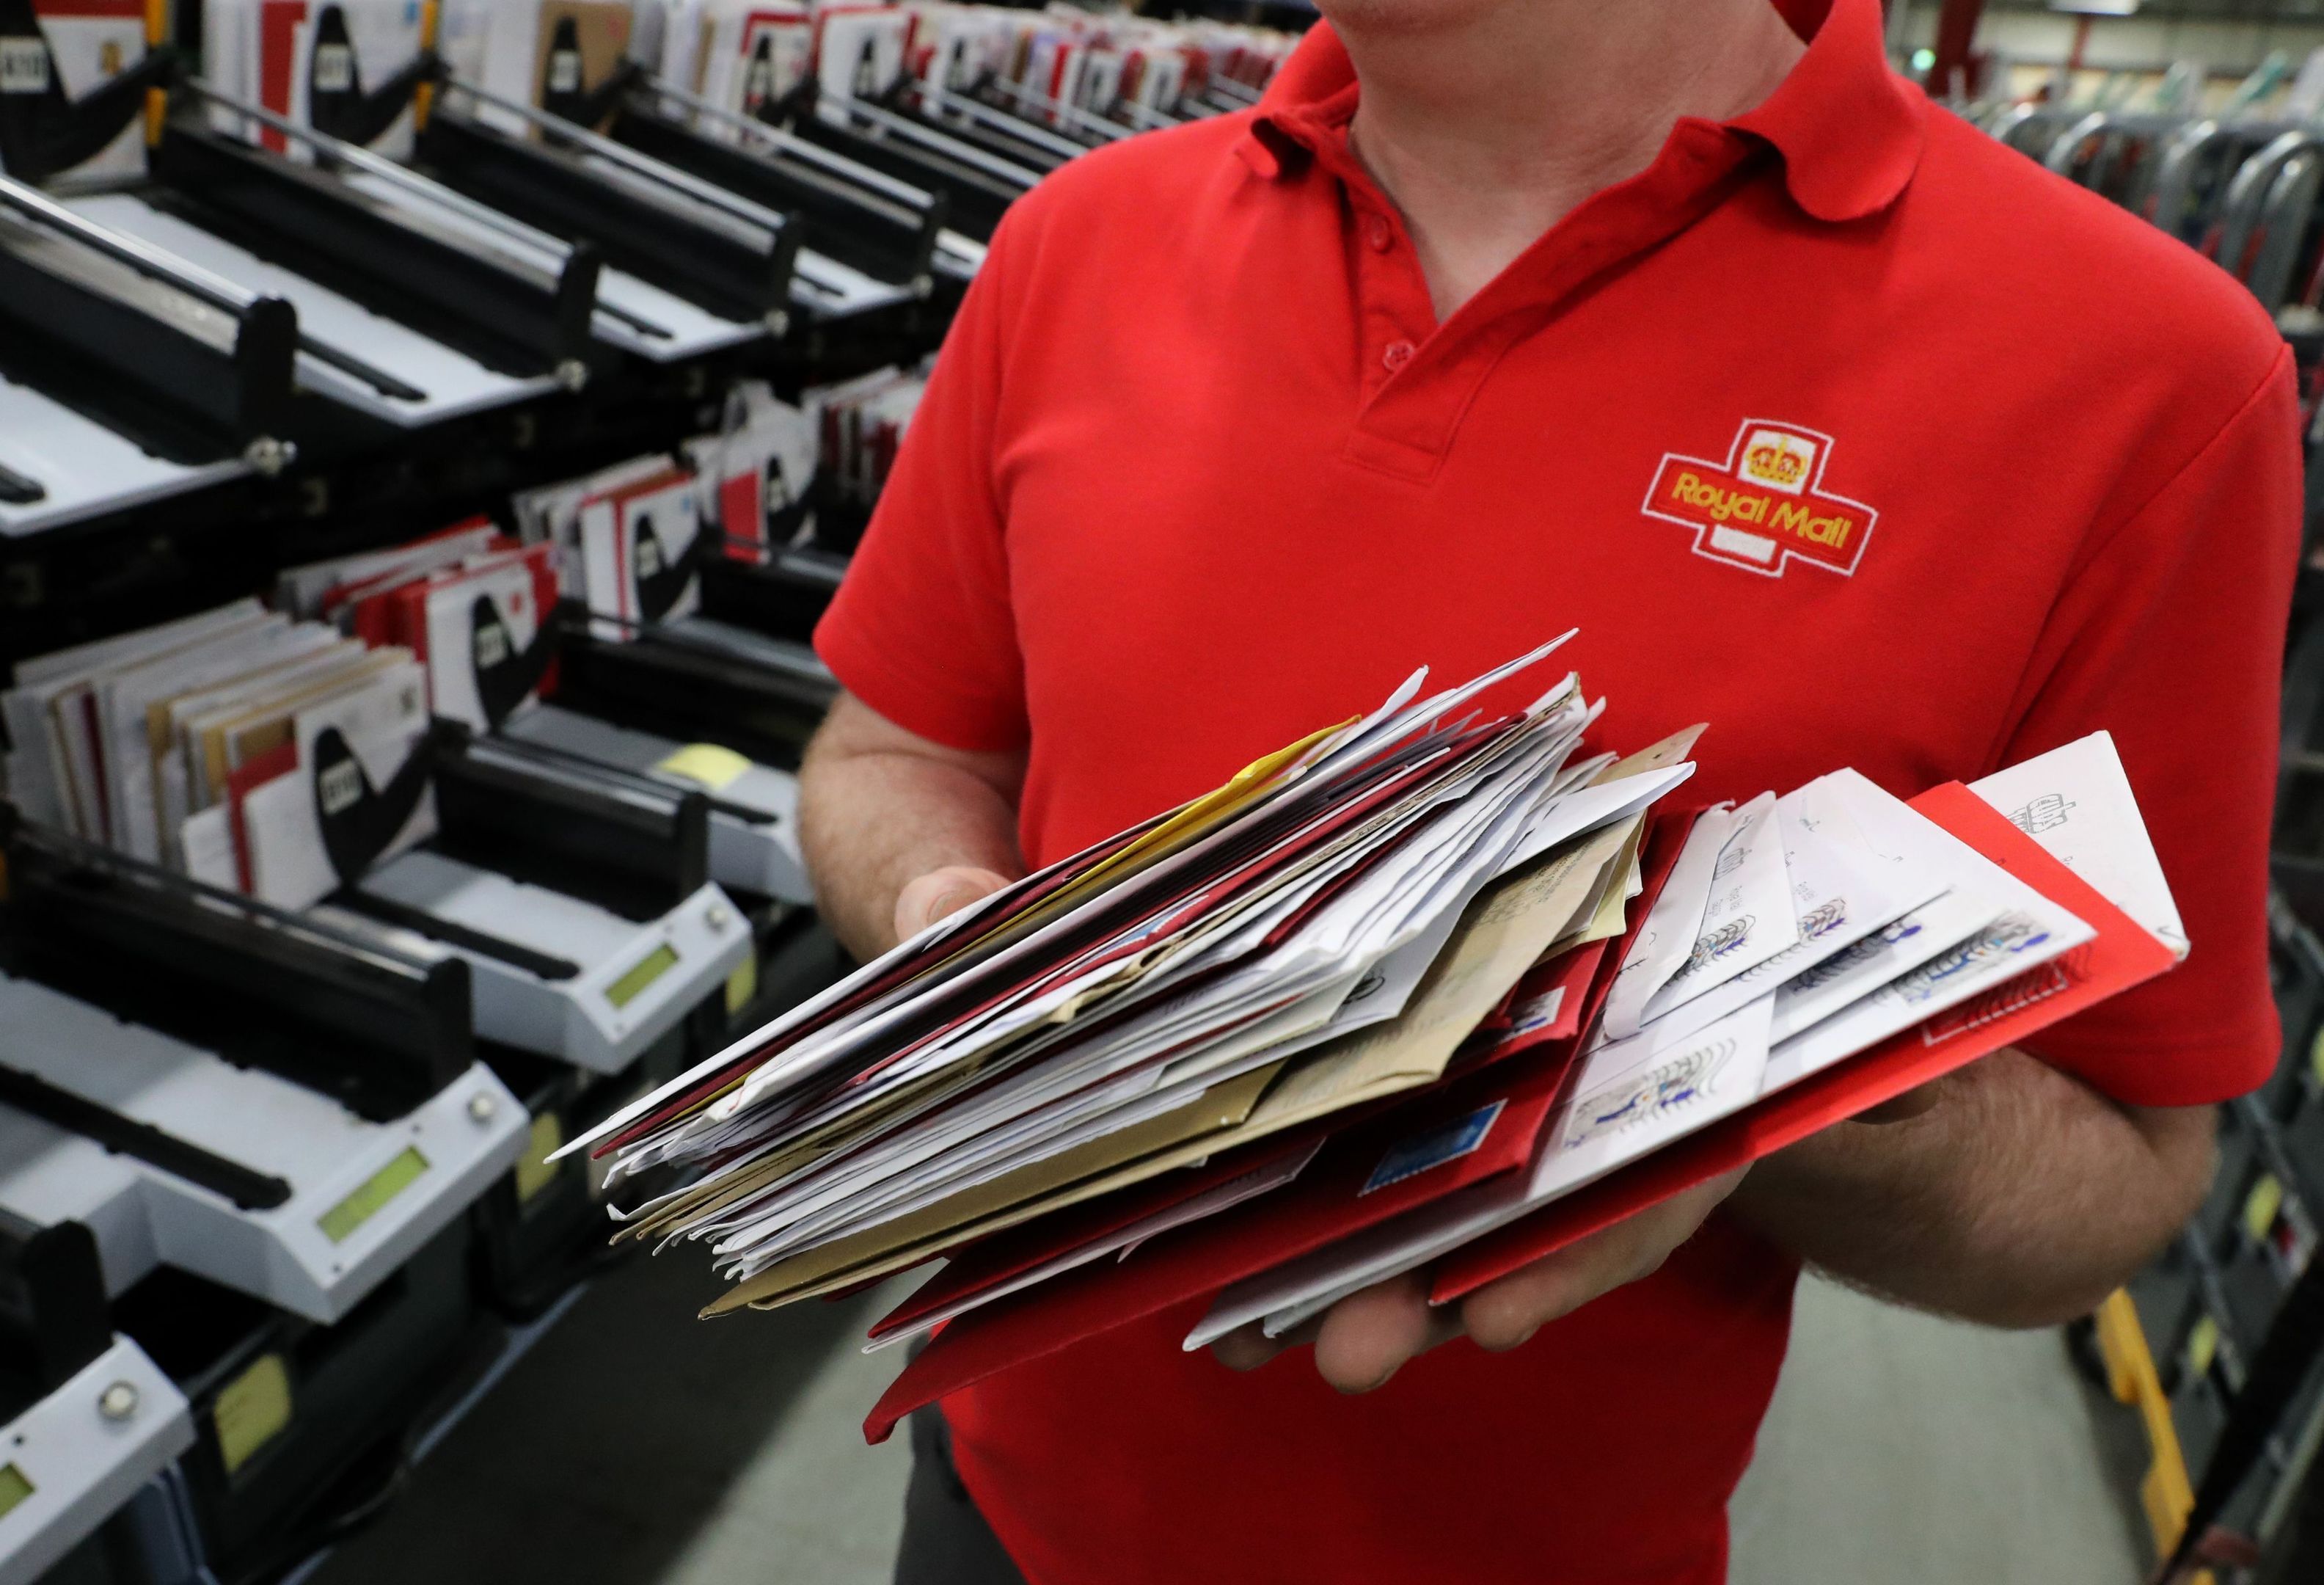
[561,634,2182,1438]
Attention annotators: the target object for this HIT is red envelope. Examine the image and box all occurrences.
[860,785,2174,1445]
[872,1047,1578,1347]
[1463,805,1701,1074]
[867,1133,1329,1343]
[1467,936,1607,1067]
[860,1037,1600,1443]
[224,739,299,894]
[1427,782,2177,1302]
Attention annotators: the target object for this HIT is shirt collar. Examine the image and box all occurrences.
[1237,0,1926,225]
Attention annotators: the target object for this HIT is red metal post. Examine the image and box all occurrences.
[1931,0,1988,98]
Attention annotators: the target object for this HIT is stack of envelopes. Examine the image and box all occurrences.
[559,636,2184,1439]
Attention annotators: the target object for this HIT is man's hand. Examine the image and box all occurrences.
[1204,1071,1948,1392]
[1211,1165,1749,1392]
[1730,1049,2217,1329]
[798,693,1027,961]
[894,865,1013,943]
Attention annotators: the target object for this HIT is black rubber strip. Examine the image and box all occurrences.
[0,459,45,505]
[336,887,583,981]
[0,1062,293,1211]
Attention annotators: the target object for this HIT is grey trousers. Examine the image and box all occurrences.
[892,1407,1029,1585]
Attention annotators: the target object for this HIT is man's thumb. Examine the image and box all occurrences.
[894,867,1008,941]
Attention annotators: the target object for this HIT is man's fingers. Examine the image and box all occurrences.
[1220,1173,1753,1390]
[1210,1322,1290,1373]
[1312,1270,1461,1393]
[893,866,1012,941]
[1461,1167,1753,1350]
[1460,1242,1612,1352]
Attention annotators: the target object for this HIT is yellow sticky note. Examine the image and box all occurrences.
[2187,1314,2219,1380]
[726,952,760,1018]
[515,1112,564,1206]
[1034,719,1354,920]
[657,743,752,792]
[2244,1174,2284,1243]
[214,1354,293,1476]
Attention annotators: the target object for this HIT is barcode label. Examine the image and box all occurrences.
[318,757,362,816]
[0,38,51,95]
[313,43,354,92]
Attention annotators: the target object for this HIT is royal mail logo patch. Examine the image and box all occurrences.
[1643,419,1878,578]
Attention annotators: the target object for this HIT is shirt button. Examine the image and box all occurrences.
[1365,216,1394,252]
[1382,340,1416,372]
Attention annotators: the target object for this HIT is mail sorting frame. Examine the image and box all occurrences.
[53,182,568,434]
[543,598,838,760]
[462,899,844,1312]
[2214,129,2324,314]
[502,608,837,905]
[500,709,809,906]
[464,1035,676,1321]
[937,60,1186,154]
[461,852,844,1314]
[443,73,924,328]
[791,88,1043,244]
[315,728,751,1074]
[524,50,949,288]
[112,1217,483,1583]
[1989,103,2079,161]
[1193,78,1267,119]
[0,156,558,481]
[10,65,579,438]
[934,68,1191,143]
[0,368,256,542]
[419,79,803,331]
[182,34,775,362]
[255,68,787,364]
[2144,1126,2324,1557]
[0,173,297,476]
[901,77,1103,166]
[695,538,849,647]
[0,1216,194,1585]
[2146,119,2294,246]
[0,52,286,536]
[153,81,607,392]
[2043,110,2185,212]
[37,1224,557,1585]
[307,160,777,365]
[0,817,479,1121]
[2151,948,2324,1558]
[614,77,948,295]
[0,102,730,531]
[873,83,1084,186]
[0,823,527,1324]
[0,976,524,1327]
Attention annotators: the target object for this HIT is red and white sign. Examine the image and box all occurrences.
[1642,418,1879,579]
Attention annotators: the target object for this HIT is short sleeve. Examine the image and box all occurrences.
[814,219,1031,754]
[1992,344,2301,1107]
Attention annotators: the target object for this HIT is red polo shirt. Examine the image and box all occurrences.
[815,1,2300,1579]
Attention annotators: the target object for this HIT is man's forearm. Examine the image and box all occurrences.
[798,698,1026,961]
[1727,1049,2215,1328]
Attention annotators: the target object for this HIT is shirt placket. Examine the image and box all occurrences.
[1342,189,1436,408]
[1315,119,1766,484]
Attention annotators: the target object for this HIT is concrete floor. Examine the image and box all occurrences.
[311,1255,2152,1585]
